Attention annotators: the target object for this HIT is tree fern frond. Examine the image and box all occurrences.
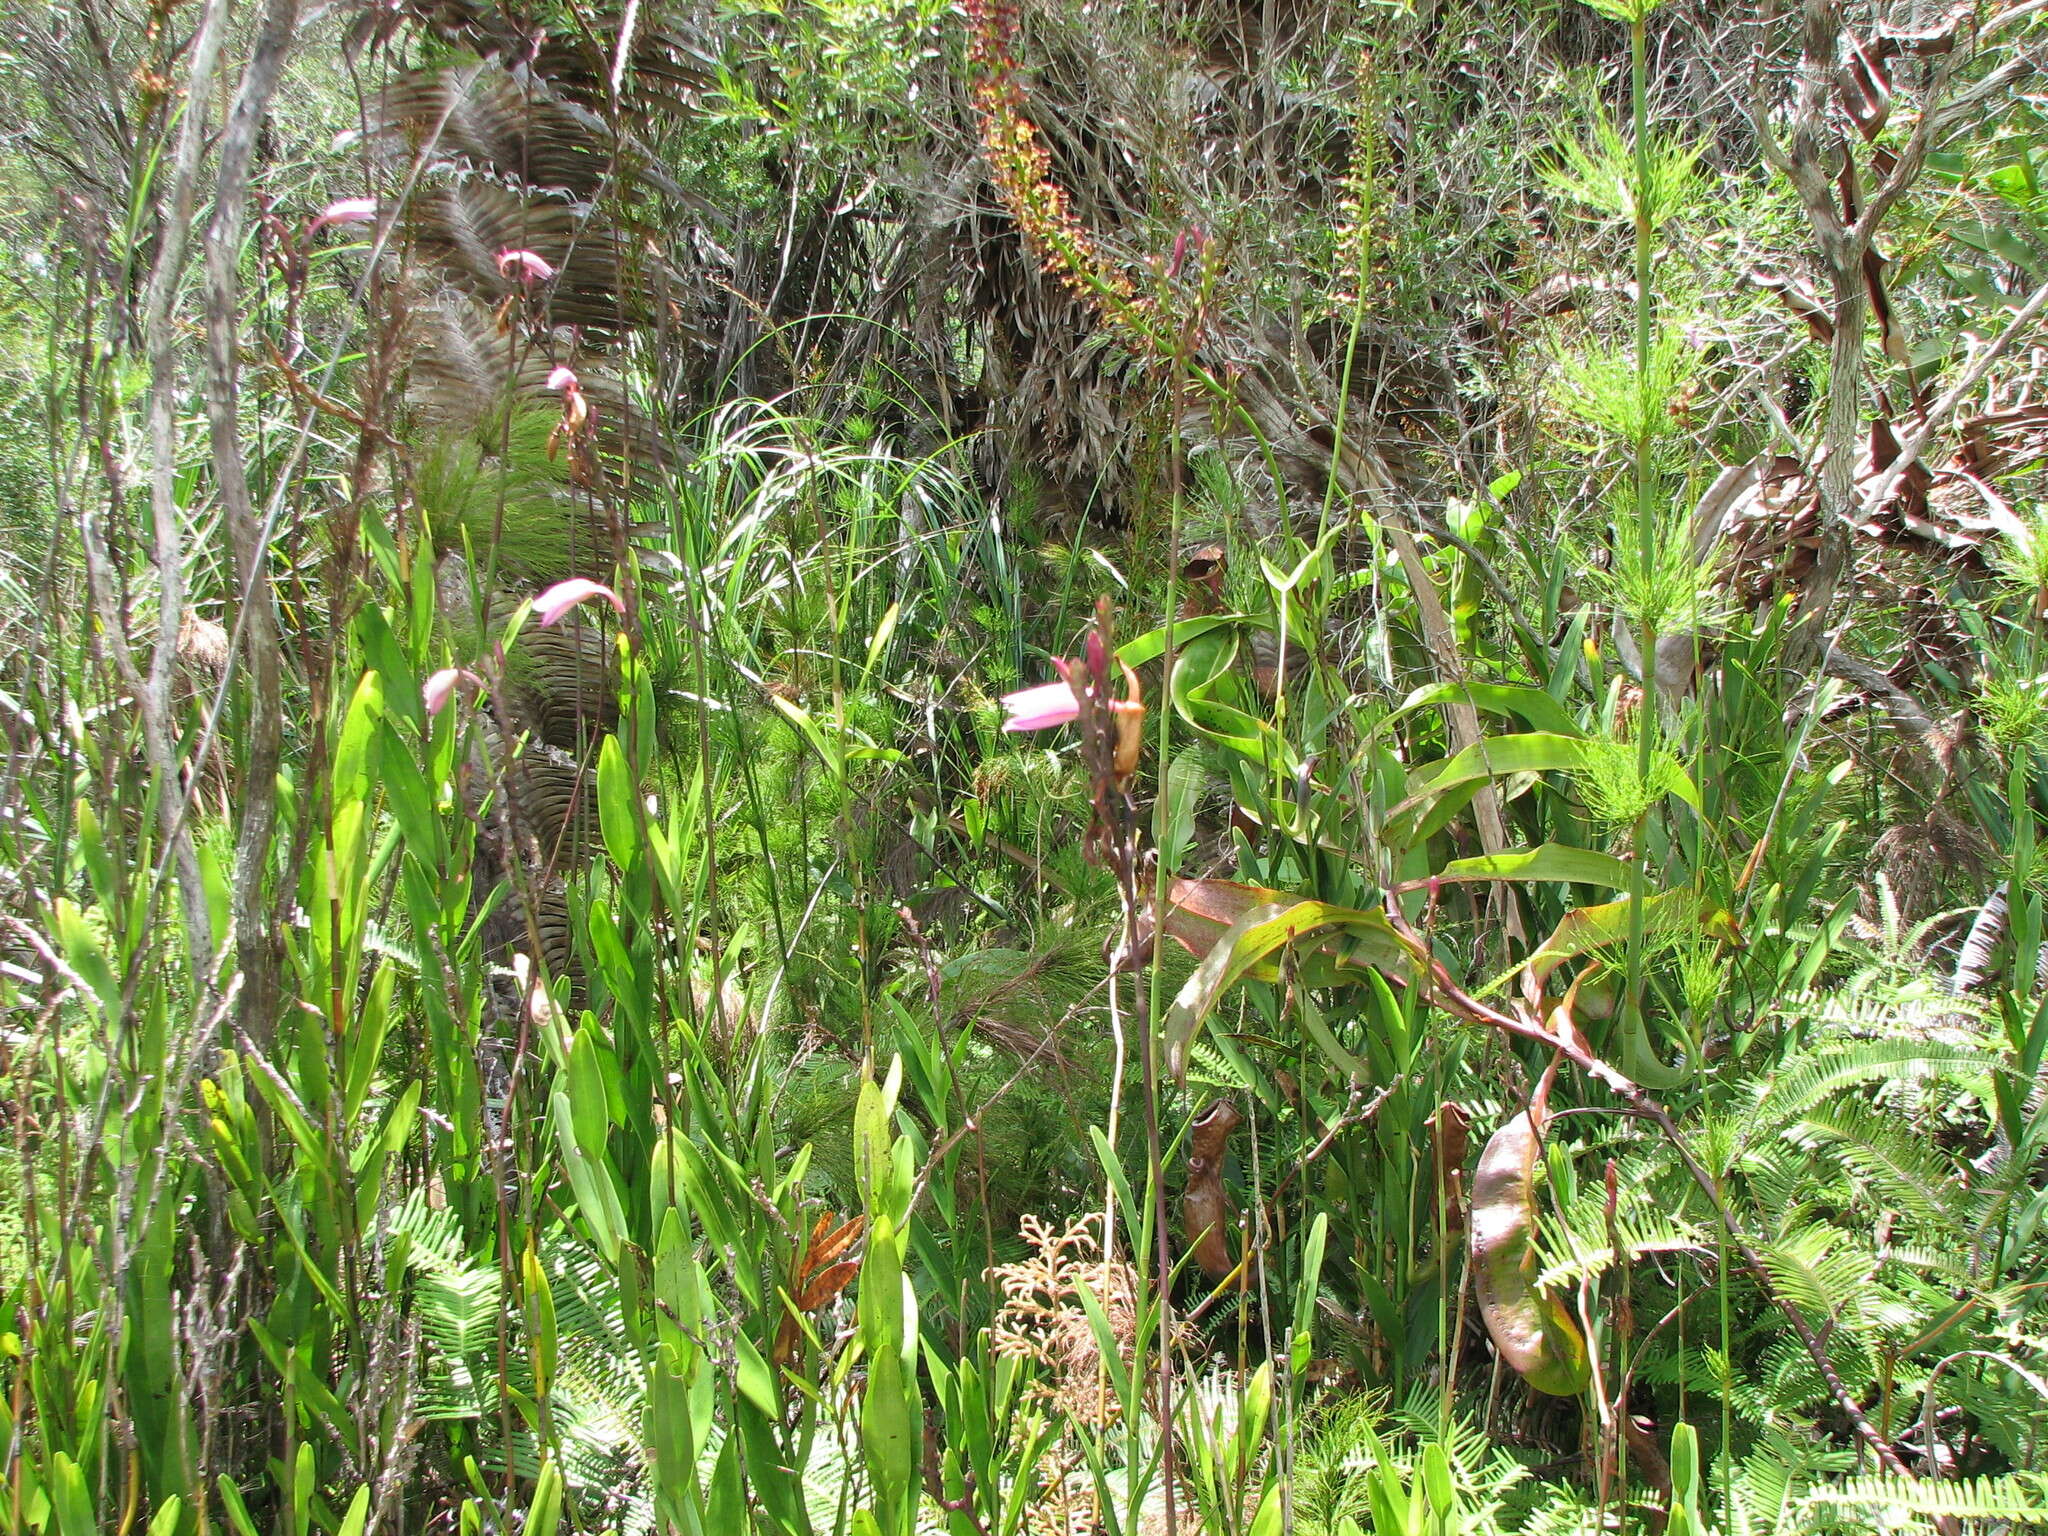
[405,293,665,479]
[1950,882,2048,993]
[358,4,719,121]
[406,181,648,336]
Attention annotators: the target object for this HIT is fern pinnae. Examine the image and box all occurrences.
[1806,1471,2048,1524]
[1535,1205,1710,1291]
[1750,1039,1997,1138]
[1795,1100,1961,1226]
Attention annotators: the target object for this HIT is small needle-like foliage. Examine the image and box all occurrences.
[1543,102,1703,233]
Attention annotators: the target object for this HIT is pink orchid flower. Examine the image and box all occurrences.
[423,667,486,716]
[310,197,378,233]
[534,578,626,626]
[496,248,557,283]
[544,365,590,458]
[1001,679,1082,732]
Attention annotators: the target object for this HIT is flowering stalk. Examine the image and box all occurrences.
[544,364,595,474]
[963,0,1157,350]
[1001,599,1144,865]
[962,17,1241,1519]
[1002,598,1182,1529]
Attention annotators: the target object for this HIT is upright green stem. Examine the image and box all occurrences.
[1628,6,1657,762]
[1135,267,1210,1536]
[1631,15,1654,513]
[1621,21,1659,1505]
[1628,6,1656,727]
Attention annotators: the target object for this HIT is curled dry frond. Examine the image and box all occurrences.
[404,294,668,486]
[374,62,624,199]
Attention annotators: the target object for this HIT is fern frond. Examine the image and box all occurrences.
[1796,1101,1962,1226]
[1729,1427,1854,1536]
[1806,1472,2048,1522]
[1754,1223,1877,1335]
[1537,1213,1710,1289]
[406,181,647,336]
[376,61,622,199]
[405,293,663,481]
[1752,1040,1992,1133]
[386,1189,476,1277]
[1737,1141,1825,1229]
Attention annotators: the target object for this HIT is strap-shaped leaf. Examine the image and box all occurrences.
[1387,733,1701,852]
[1382,732,1588,851]
[1167,628,1300,772]
[1385,682,1584,739]
[1114,613,1242,667]
[1394,732,1590,816]
[1430,842,1636,890]
[1144,876,1296,975]
[1164,899,1419,1083]
[1524,883,1739,985]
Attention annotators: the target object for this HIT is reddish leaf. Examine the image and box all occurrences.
[799,1215,865,1282]
[795,1259,861,1313]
